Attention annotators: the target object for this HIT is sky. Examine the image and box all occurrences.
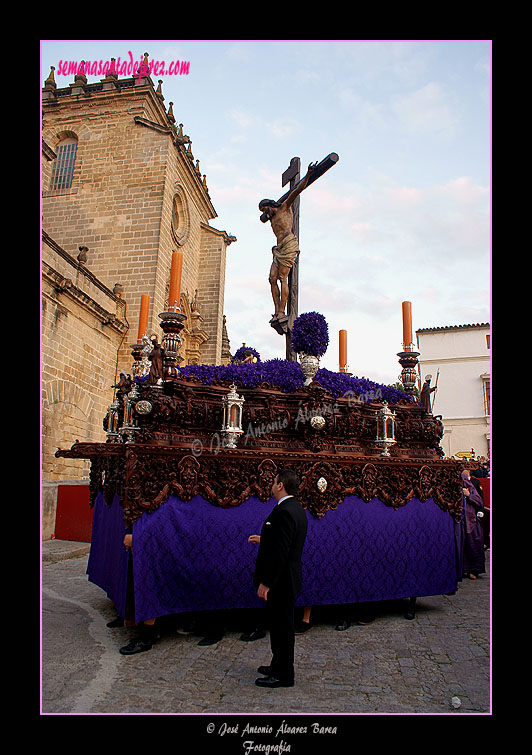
[40,40,491,386]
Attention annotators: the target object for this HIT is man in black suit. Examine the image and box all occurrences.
[248,468,308,688]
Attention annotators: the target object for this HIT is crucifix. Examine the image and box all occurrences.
[259,152,339,360]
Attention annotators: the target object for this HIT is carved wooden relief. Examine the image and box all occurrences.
[56,376,463,526]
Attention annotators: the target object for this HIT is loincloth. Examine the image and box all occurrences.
[272,233,299,270]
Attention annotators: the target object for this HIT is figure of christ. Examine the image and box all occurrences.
[259,162,317,320]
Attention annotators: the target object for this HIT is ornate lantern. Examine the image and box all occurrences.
[221,383,245,448]
[375,401,396,456]
[105,397,122,443]
[120,383,141,443]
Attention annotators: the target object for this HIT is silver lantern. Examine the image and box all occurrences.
[221,383,245,448]
[105,397,122,443]
[375,401,396,456]
[120,382,141,443]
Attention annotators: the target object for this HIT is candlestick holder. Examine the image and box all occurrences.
[131,334,152,378]
[159,310,187,380]
[130,342,143,377]
[397,351,420,395]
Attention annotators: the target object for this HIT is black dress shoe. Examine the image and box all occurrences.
[355,615,375,625]
[119,625,160,655]
[255,675,294,688]
[197,633,223,646]
[240,629,266,642]
[119,637,154,655]
[335,619,350,631]
[257,665,272,675]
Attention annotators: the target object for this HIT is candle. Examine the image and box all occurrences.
[137,294,150,343]
[402,301,412,351]
[168,250,183,312]
[339,330,347,372]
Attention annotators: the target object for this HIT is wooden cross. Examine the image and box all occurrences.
[282,156,301,361]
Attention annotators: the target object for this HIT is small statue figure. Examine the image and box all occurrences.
[113,371,132,398]
[420,375,437,414]
[147,336,165,384]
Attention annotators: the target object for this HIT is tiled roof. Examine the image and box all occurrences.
[416,323,490,334]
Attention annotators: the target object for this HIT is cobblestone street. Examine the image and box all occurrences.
[42,541,490,722]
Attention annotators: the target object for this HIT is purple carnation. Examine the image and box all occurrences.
[177,359,412,404]
[290,312,329,357]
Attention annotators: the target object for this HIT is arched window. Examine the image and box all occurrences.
[50,137,78,190]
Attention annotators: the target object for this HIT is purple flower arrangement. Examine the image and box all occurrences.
[178,359,413,404]
[290,312,329,357]
[232,345,261,363]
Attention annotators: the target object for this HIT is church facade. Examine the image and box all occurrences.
[42,57,234,491]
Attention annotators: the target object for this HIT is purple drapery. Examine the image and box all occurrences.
[86,493,130,618]
[86,492,458,623]
[130,494,457,623]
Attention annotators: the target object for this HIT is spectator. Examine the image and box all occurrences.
[461,470,485,579]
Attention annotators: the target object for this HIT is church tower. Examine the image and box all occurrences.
[42,56,235,486]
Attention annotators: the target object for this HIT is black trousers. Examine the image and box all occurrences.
[266,584,296,683]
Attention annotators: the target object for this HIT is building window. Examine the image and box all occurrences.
[170,185,190,246]
[486,334,490,349]
[50,137,78,190]
[481,377,490,417]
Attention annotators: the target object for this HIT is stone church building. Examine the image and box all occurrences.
[41,57,235,504]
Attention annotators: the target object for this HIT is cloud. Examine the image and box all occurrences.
[265,118,301,139]
[227,107,258,130]
[391,82,459,135]
[437,176,489,205]
[299,174,489,264]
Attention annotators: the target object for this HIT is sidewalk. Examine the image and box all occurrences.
[42,541,490,716]
[42,538,91,563]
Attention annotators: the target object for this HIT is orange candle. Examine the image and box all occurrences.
[402,301,412,351]
[339,330,347,372]
[137,294,150,342]
[168,250,183,312]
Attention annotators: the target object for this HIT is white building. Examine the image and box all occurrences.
[416,323,490,459]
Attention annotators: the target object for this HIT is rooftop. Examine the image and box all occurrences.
[416,323,490,334]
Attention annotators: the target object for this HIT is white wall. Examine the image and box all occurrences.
[416,325,490,458]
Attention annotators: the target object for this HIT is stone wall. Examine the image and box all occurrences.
[41,66,236,493]
[42,234,128,481]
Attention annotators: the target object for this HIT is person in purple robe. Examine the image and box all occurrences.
[461,469,485,579]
